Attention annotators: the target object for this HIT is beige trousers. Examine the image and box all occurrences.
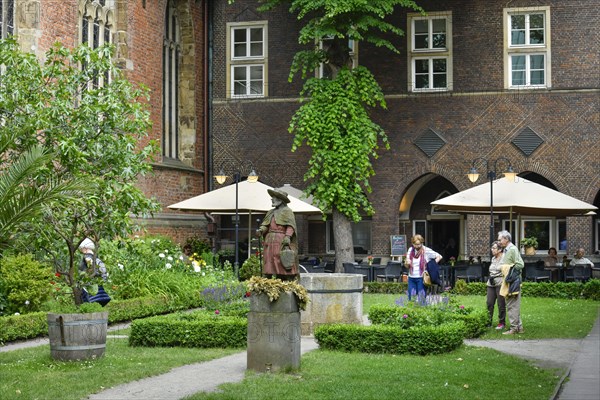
[505,290,522,330]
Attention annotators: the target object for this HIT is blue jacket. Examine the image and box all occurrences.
[426,259,441,285]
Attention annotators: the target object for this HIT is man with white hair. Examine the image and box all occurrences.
[78,238,110,305]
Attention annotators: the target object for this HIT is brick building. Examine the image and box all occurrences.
[4,0,210,245]
[4,0,599,262]
[210,0,600,261]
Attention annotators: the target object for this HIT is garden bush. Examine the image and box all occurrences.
[453,279,600,299]
[314,321,465,355]
[364,281,407,294]
[0,311,48,344]
[368,295,488,339]
[129,310,247,348]
[239,255,262,281]
[0,254,53,315]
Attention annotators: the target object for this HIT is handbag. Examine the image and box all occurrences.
[280,245,296,271]
[423,270,432,286]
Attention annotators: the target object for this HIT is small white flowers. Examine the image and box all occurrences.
[25,300,30,305]
[14,312,20,315]
[165,263,172,269]
[167,256,173,261]
[193,264,201,273]
[179,255,184,261]
[159,253,165,258]
[118,263,124,271]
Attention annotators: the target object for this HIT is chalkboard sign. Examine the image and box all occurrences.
[390,235,407,256]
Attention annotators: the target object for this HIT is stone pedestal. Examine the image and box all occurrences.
[300,273,363,335]
[247,292,301,373]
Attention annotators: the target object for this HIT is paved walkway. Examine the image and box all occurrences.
[2,316,598,399]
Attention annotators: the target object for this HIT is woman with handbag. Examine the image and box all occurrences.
[256,189,299,280]
[405,234,442,300]
[487,241,506,330]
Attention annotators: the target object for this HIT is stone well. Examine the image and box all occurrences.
[300,273,363,336]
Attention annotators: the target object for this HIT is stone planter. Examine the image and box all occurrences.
[300,273,363,336]
[47,311,108,361]
[247,292,301,373]
[524,246,536,256]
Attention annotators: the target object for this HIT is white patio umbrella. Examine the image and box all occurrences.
[168,180,321,214]
[431,177,597,217]
[168,181,322,260]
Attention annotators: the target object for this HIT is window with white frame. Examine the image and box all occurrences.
[227,22,267,98]
[0,0,15,39]
[318,37,358,79]
[80,0,113,87]
[407,12,452,92]
[522,219,551,253]
[162,0,180,160]
[504,7,551,89]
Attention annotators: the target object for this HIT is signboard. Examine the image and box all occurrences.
[390,235,407,256]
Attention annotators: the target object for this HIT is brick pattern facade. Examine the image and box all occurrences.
[211,0,600,259]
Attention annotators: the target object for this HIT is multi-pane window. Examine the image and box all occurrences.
[408,13,452,92]
[505,8,551,89]
[227,22,267,98]
[162,0,180,159]
[80,0,113,87]
[0,0,15,39]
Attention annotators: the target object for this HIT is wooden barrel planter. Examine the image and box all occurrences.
[47,311,108,361]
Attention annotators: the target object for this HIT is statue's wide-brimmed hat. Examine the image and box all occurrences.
[267,188,290,203]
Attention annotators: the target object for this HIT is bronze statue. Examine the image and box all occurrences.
[256,189,298,280]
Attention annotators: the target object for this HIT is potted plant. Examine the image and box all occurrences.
[520,237,539,256]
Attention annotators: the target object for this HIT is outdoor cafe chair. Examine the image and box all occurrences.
[376,261,403,282]
[565,264,592,282]
[455,264,483,283]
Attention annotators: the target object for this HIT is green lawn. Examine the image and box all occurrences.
[188,346,560,400]
[364,293,600,339]
[1,294,598,400]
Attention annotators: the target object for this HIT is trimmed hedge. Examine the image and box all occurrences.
[0,294,201,344]
[0,311,48,343]
[129,310,247,348]
[452,279,600,299]
[314,322,465,355]
[368,304,488,339]
[364,281,407,294]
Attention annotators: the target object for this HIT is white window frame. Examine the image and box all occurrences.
[227,21,268,99]
[521,218,553,255]
[503,7,551,89]
[407,12,452,92]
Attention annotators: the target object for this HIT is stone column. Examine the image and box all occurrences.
[247,292,301,373]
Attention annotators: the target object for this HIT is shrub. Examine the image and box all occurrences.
[581,279,600,301]
[183,236,211,256]
[314,322,465,355]
[368,294,488,339]
[239,255,262,281]
[129,310,247,348]
[0,311,48,344]
[0,254,53,315]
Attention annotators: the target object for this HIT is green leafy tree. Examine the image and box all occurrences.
[0,39,159,305]
[229,0,422,270]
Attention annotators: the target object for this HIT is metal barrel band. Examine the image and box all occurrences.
[52,344,106,351]
[48,319,107,327]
